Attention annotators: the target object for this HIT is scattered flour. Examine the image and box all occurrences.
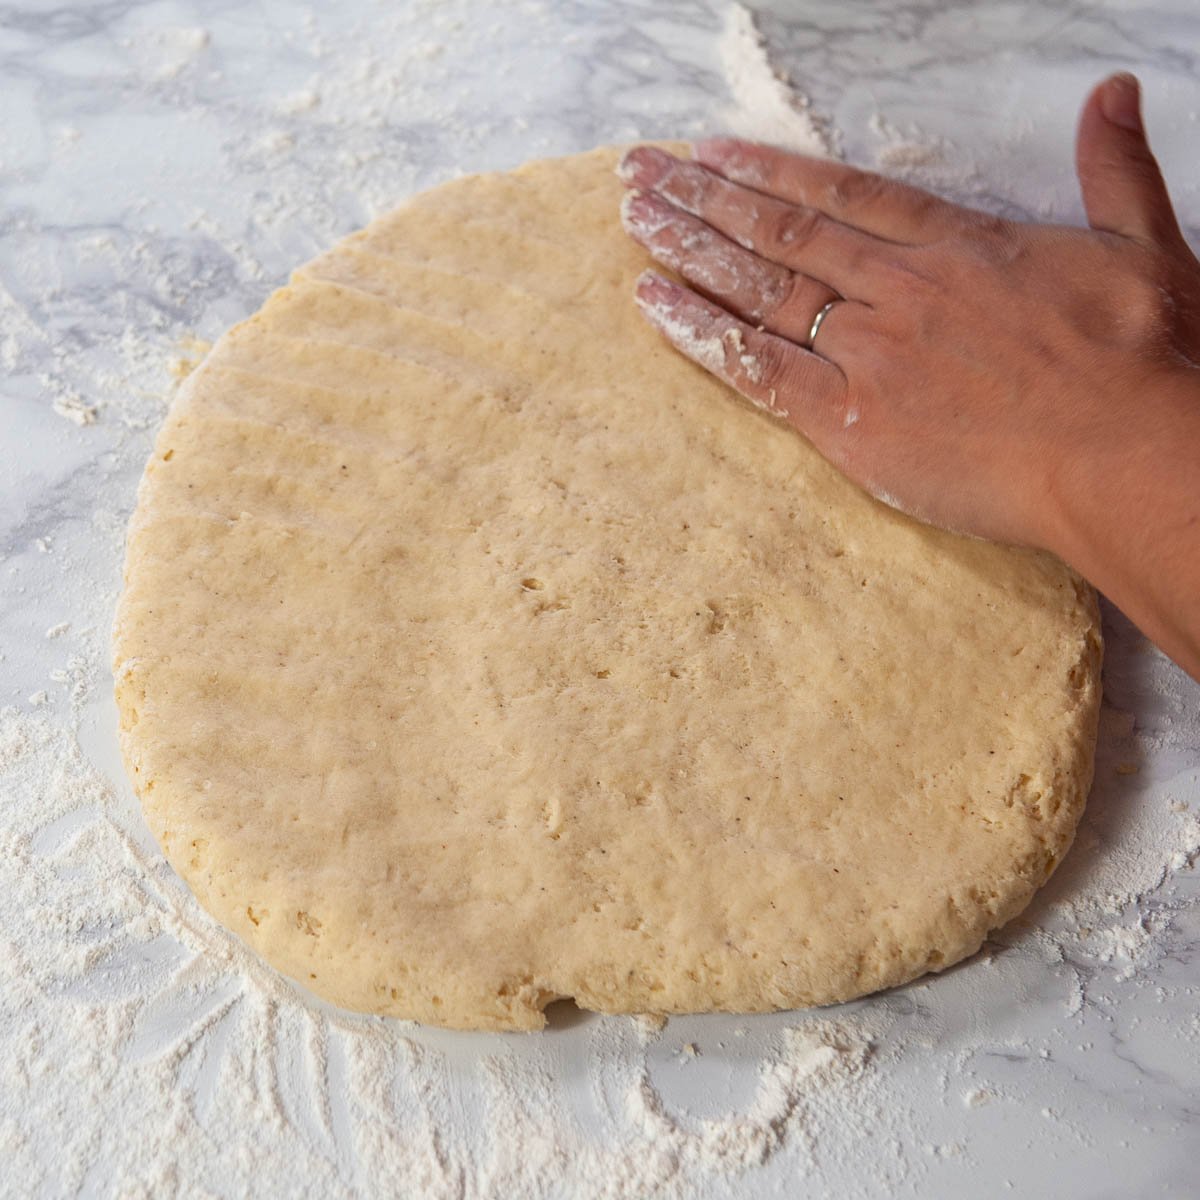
[50,391,98,427]
[276,89,323,116]
[631,1012,667,1044]
[717,3,835,156]
[1084,920,1157,983]
[123,25,211,83]
[868,111,949,172]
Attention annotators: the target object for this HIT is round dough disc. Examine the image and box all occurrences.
[114,147,1102,1031]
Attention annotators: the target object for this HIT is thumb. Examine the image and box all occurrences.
[1075,72,1184,247]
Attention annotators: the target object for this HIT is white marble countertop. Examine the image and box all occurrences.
[3,2,1200,1197]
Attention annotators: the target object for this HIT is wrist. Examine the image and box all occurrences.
[1037,365,1200,676]
[1039,366,1200,574]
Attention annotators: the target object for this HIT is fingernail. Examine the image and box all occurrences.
[616,145,673,188]
[1101,72,1142,132]
[620,189,677,238]
[618,189,642,234]
[633,270,681,311]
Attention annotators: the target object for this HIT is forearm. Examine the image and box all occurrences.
[1046,374,1200,679]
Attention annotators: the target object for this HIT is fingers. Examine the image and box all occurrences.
[620,189,839,344]
[633,271,849,444]
[1075,73,1186,248]
[693,137,962,245]
[618,146,888,300]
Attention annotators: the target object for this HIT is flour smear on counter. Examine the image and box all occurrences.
[3,1,1200,1197]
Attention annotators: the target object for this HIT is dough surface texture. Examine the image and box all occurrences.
[114,148,1102,1031]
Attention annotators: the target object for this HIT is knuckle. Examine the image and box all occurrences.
[877,254,941,311]
[1084,149,1164,192]
[953,211,1017,261]
[751,338,792,390]
[1120,268,1173,340]
[969,211,1012,240]
[857,298,924,359]
[749,262,798,320]
[908,188,951,225]
[967,218,1022,266]
[826,170,888,212]
[768,205,823,250]
[752,340,820,410]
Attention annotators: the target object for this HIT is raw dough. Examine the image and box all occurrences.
[113,148,1102,1031]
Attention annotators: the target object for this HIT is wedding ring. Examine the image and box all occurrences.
[807,300,839,350]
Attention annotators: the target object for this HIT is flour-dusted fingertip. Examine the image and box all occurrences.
[619,188,642,233]
[633,269,682,314]
[621,189,683,241]
[615,147,641,184]
[617,145,675,189]
[620,189,658,237]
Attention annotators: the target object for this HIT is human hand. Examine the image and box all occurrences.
[617,73,1200,555]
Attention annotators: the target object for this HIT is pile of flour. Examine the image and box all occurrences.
[3,2,1199,1196]
[716,3,834,154]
